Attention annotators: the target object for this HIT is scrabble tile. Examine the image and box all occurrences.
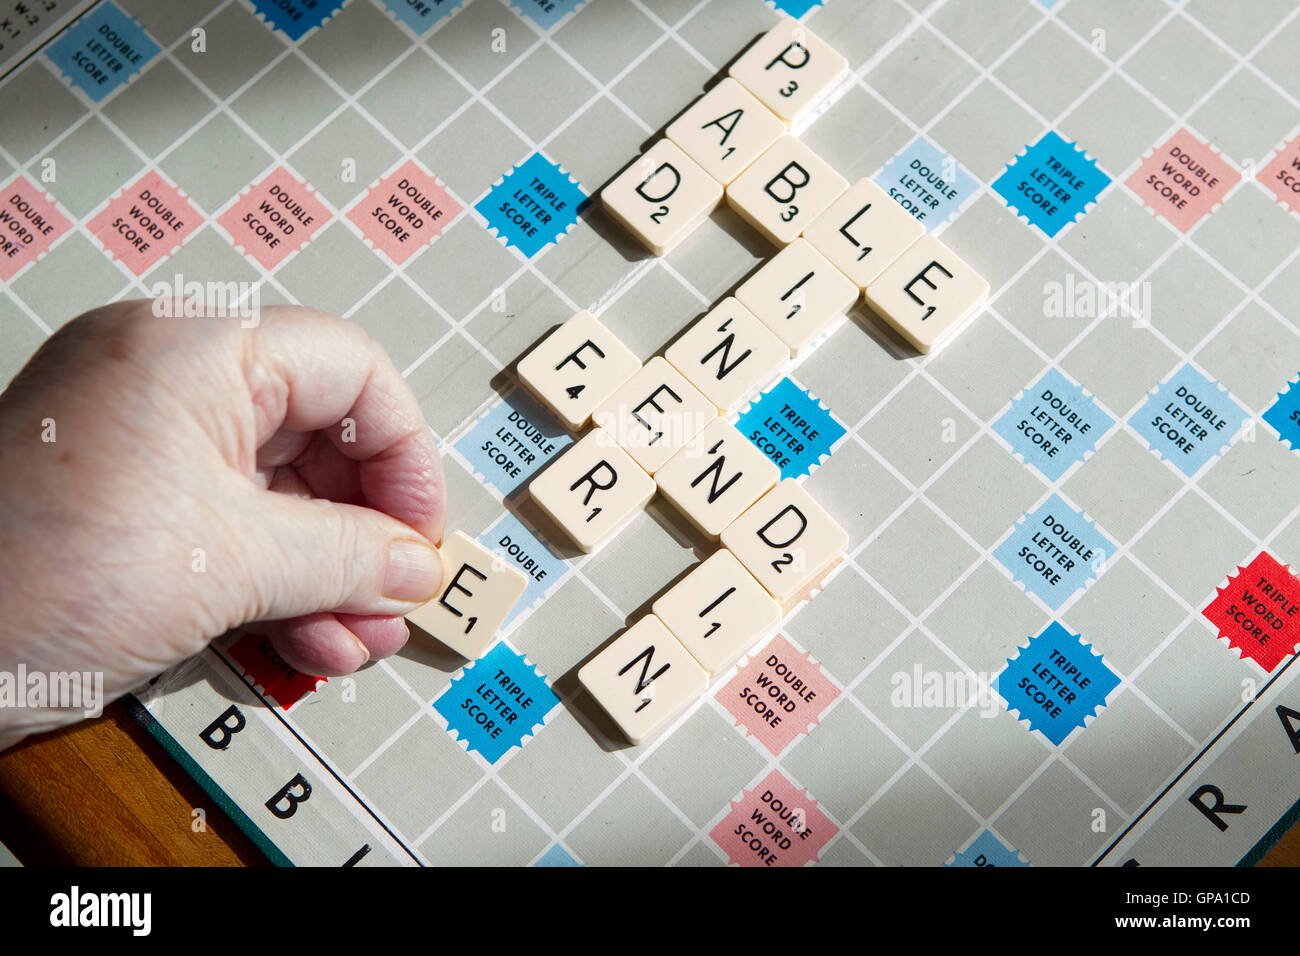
[655,418,780,539]
[516,310,642,431]
[591,356,718,475]
[725,135,847,246]
[652,549,781,675]
[666,77,785,185]
[527,428,656,553]
[601,138,723,256]
[578,614,709,744]
[663,297,787,415]
[863,233,989,354]
[802,178,924,289]
[735,238,858,355]
[727,17,847,126]
[721,478,848,608]
[407,531,528,660]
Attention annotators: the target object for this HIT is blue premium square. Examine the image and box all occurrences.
[768,0,824,17]
[434,642,558,764]
[995,622,1120,746]
[476,152,586,258]
[250,0,345,41]
[875,135,979,231]
[947,830,1030,867]
[478,512,569,628]
[379,0,467,33]
[993,131,1110,237]
[1263,374,1300,453]
[1130,364,1247,477]
[46,2,160,102]
[535,843,582,866]
[994,367,1113,480]
[456,388,573,497]
[993,494,1114,609]
[509,0,589,30]
[736,377,846,480]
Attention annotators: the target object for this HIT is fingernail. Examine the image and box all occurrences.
[349,633,371,669]
[384,538,442,603]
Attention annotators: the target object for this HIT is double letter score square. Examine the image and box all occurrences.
[601,138,722,256]
[517,310,642,432]
[407,531,528,660]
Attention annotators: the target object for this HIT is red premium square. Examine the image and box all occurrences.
[347,160,460,265]
[0,174,71,281]
[1203,551,1300,673]
[718,634,839,756]
[88,170,200,275]
[1126,129,1239,233]
[710,770,836,867]
[228,632,325,709]
[219,167,330,270]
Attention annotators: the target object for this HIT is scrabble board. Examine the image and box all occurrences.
[3,0,1300,867]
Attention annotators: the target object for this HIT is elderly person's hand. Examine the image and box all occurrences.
[0,300,445,748]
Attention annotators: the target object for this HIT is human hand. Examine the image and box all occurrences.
[0,300,445,748]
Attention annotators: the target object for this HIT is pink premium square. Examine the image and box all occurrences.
[710,770,836,867]
[219,167,330,270]
[1260,135,1300,214]
[89,170,200,276]
[347,160,460,265]
[719,633,839,756]
[1126,128,1239,233]
[0,175,71,282]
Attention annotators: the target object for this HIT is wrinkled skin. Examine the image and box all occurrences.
[0,301,446,749]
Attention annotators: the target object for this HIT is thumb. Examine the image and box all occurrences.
[238,489,443,623]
